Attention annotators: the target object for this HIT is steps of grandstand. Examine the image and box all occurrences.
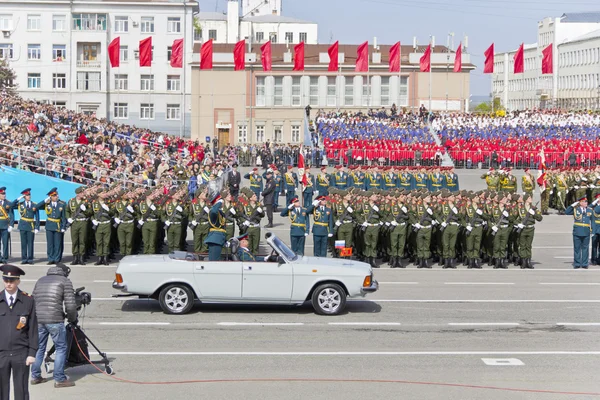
[428,121,455,168]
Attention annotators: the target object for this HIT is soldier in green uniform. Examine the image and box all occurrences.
[36,188,67,264]
[521,168,535,198]
[514,194,543,269]
[92,192,113,265]
[499,168,517,194]
[389,191,410,268]
[66,187,90,265]
[114,193,136,256]
[138,191,161,254]
[332,190,355,258]
[239,189,265,255]
[221,191,237,241]
[438,192,461,269]
[190,189,210,253]
[489,194,513,269]
[306,195,334,258]
[280,196,310,255]
[162,193,187,253]
[411,193,434,268]
[464,194,486,269]
[11,189,39,264]
[481,168,499,191]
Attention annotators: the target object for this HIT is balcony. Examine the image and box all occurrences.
[77,60,101,68]
[72,14,107,31]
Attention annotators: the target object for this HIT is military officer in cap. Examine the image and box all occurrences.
[565,195,594,269]
[316,166,330,197]
[281,197,310,256]
[306,195,334,258]
[283,166,298,207]
[205,192,227,261]
[91,192,113,265]
[236,233,278,262]
[11,189,39,265]
[0,187,15,264]
[36,188,67,264]
[0,264,38,400]
[244,168,264,199]
[66,187,90,265]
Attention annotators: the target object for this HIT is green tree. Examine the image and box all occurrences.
[0,60,17,95]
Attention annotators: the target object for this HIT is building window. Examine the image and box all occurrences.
[52,45,66,61]
[76,72,101,91]
[113,103,128,119]
[256,76,265,106]
[166,104,180,120]
[52,15,66,31]
[208,29,217,41]
[256,125,265,142]
[140,103,154,119]
[114,74,128,90]
[344,77,354,106]
[141,17,154,33]
[52,73,66,89]
[28,44,41,60]
[140,74,154,91]
[274,77,283,106]
[309,76,319,106]
[167,17,181,33]
[291,76,301,106]
[327,76,336,106]
[0,15,12,31]
[72,13,107,31]
[380,76,390,106]
[27,73,41,89]
[255,32,264,43]
[237,124,248,143]
[120,45,128,62]
[114,16,128,33]
[273,126,283,142]
[0,44,13,60]
[285,32,293,44]
[167,46,172,61]
[291,125,300,142]
[167,75,181,91]
[52,101,66,107]
[269,33,278,43]
[27,15,41,31]
[362,76,370,106]
[299,32,307,43]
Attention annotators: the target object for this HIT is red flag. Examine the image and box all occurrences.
[233,39,245,71]
[200,39,213,70]
[453,42,462,73]
[483,43,494,74]
[542,44,553,74]
[355,41,369,72]
[108,37,120,68]
[261,41,272,71]
[328,41,339,72]
[419,44,431,72]
[139,37,152,67]
[298,145,307,185]
[389,41,400,73]
[513,43,524,74]
[170,38,183,68]
[293,42,304,71]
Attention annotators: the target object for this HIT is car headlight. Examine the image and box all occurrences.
[362,275,372,287]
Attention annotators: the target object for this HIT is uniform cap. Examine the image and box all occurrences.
[290,197,299,205]
[0,187,5,194]
[579,196,588,202]
[75,187,84,194]
[236,233,249,241]
[1,264,25,279]
[47,187,58,196]
[315,195,327,201]
[287,165,293,170]
[21,188,31,195]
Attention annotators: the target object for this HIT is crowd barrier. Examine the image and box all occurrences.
[448,150,600,169]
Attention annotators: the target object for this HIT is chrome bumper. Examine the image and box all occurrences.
[360,279,379,294]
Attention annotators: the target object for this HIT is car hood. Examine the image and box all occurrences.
[294,256,372,273]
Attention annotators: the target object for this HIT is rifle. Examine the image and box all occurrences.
[113,201,132,229]
[439,204,458,232]
[491,205,510,237]
[361,205,376,232]
[465,205,481,237]
[412,205,433,233]
[516,202,539,234]
[92,203,109,231]
[334,203,354,233]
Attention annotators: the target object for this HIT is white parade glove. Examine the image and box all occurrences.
[327,233,333,238]
[441,222,448,228]
[34,229,39,234]
[315,191,319,196]
[192,220,198,226]
[127,205,134,213]
[379,221,383,226]
[102,204,109,211]
[92,220,99,226]
[582,177,588,181]
[80,204,86,211]
[414,223,422,229]
[150,205,156,211]
[288,204,294,210]
[347,206,353,213]
[304,233,309,237]
[592,199,599,206]
[138,220,144,226]
[17,195,24,201]
[176,206,183,212]
[401,206,408,213]
[61,229,65,233]
[571,201,579,207]
[476,209,483,215]
[550,191,554,195]
[45,196,51,203]
[243,220,250,226]
[591,185,596,189]
[452,207,458,214]
[284,190,288,195]
[335,221,341,227]
[312,200,319,207]
[502,210,509,217]
[257,207,263,213]
[482,221,487,226]
[165,221,171,226]
[372,205,379,212]
[518,223,524,229]
[528,209,535,215]
[431,220,438,226]
[67,218,74,224]
[558,192,562,197]
[427,208,433,215]
[7,227,12,233]
[203,206,210,213]
[391,221,398,226]
[574,185,580,189]
[492,226,498,232]
[486,171,491,175]
[362,222,368,227]
[114,218,121,224]
[230,207,236,215]
[466,226,473,232]
[385,222,390,226]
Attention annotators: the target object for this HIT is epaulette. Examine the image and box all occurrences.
[20,290,31,297]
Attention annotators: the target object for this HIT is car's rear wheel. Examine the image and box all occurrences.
[311,283,346,315]
[158,284,194,314]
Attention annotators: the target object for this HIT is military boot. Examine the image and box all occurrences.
[474,259,482,269]
[94,256,104,266]
[70,255,79,266]
[527,259,534,269]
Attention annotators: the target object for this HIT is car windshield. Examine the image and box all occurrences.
[271,236,298,261]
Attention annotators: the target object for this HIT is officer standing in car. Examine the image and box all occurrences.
[0,264,38,400]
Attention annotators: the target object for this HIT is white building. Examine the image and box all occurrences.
[0,0,198,136]
[492,12,600,110]
[195,0,318,45]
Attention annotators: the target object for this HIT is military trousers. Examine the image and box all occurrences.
[313,234,328,257]
[0,349,30,400]
[117,222,135,255]
[517,227,535,259]
[389,225,407,257]
[441,225,459,259]
[46,229,64,263]
[492,227,510,259]
[573,234,591,268]
[364,226,379,258]
[336,223,354,249]
[247,226,261,255]
[193,223,210,253]
[290,235,306,256]
[142,221,158,254]
[591,233,600,265]
[465,226,483,260]
[302,192,313,210]
[95,223,111,257]
[19,230,34,263]
[0,229,8,262]
[540,190,549,213]
[415,227,432,259]
[166,224,183,253]
[70,221,87,256]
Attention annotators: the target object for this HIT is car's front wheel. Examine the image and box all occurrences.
[158,284,195,314]
[311,283,346,315]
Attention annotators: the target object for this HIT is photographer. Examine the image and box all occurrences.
[30,264,77,388]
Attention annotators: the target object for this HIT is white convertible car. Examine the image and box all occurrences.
[112,233,378,315]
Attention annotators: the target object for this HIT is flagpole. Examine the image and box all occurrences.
[429,35,433,114]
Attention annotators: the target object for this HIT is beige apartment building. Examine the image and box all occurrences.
[191,43,473,144]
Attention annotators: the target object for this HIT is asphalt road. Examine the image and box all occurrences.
[6,168,600,399]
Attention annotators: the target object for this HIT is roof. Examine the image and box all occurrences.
[196,11,227,21]
[560,12,600,23]
[242,15,314,24]
[567,28,600,43]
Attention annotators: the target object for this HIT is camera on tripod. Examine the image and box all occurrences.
[74,287,92,310]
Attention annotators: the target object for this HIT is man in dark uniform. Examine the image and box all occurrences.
[280,197,310,256]
[11,189,40,265]
[306,195,334,257]
[261,170,277,228]
[236,234,277,262]
[36,188,67,264]
[204,192,227,261]
[0,264,38,400]
[0,187,15,264]
[227,163,241,199]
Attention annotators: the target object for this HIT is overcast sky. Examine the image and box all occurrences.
[200,0,600,96]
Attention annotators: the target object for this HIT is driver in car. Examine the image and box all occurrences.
[237,233,278,262]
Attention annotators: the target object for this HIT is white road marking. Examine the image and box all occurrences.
[554,256,573,259]
[217,322,304,326]
[444,282,515,285]
[98,322,171,326]
[539,283,600,285]
[93,280,115,283]
[328,322,401,326]
[556,323,600,326]
[448,323,520,326]
[532,246,571,249]
[104,351,600,356]
[481,358,524,366]
[379,282,419,285]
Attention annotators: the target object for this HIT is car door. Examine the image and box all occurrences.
[193,261,242,299]
[241,260,293,301]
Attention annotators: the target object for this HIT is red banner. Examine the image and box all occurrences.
[513,43,524,74]
[108,37,120,68]
[484,44,494,74]
[419,44,431,72]
[170,38,183,68]
[453,43,462,73]
[542,44,553,74]
[355,41,369,72]
[139,37,152,67]
[389,41,400,73]
[200,39,213,70]
[328,41,339,72]
[293,42,304,71]
[261,41,272,71]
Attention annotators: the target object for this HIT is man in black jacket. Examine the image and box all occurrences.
[31,264,77,388]
[227,163,241,199]
[262,171,277,228]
